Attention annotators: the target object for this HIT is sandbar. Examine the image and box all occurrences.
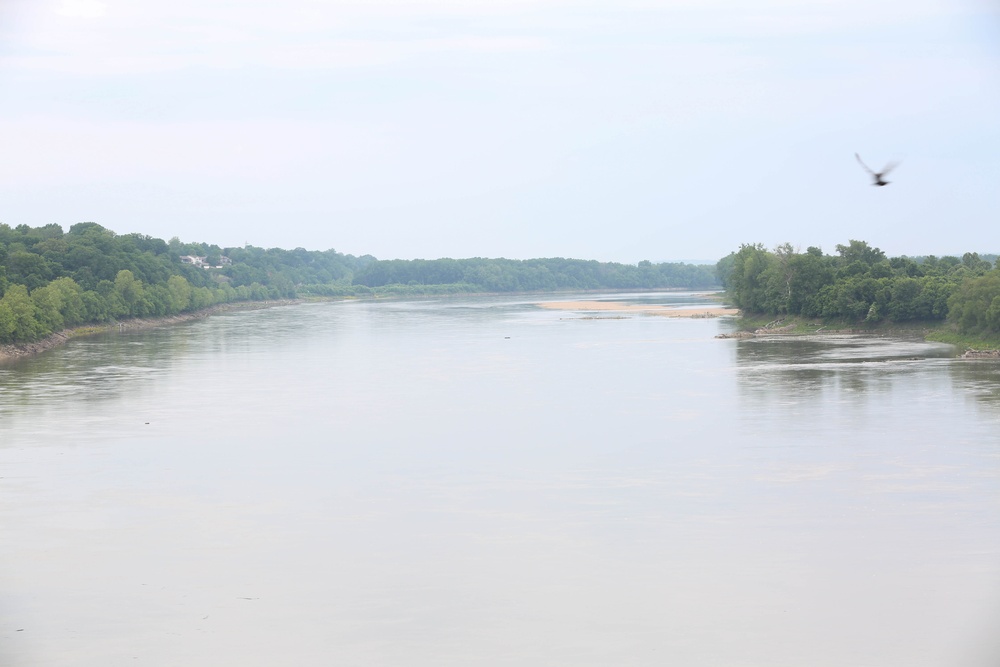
[537,300,739,317]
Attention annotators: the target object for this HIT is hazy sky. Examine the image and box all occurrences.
[1,0,998,262]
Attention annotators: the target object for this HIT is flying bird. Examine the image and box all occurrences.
[855,153,898,186]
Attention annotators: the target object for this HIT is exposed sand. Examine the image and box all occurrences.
[537,300,739,317]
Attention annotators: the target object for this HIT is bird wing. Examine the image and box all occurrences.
[855,153,875,175]
[880,161,899,176]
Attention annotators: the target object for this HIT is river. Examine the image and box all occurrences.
[2,292,999,666]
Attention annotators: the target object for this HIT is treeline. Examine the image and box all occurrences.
[0,222,717,344]
[718,240,1000,334]
[353,257,717,292]
[0,222,372,344]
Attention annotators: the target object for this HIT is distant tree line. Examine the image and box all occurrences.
[718,240,1000,335]
[352,257,717,292]
[0,222,718,344]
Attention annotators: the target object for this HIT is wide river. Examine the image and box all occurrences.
[2,292,999,666]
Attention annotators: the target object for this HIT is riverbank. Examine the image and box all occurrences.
[0,299,300,364]
[0,293,721,365]
[717,313,1000,357]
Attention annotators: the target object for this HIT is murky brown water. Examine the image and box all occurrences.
[2,293,999,666]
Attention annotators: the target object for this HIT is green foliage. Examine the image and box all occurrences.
[722,240,990,325]
[0,222,374,343]
[8,220,997,346]
[925,328,1000,351]
[947,270,1000,334]
[166,275,192,312]
[725,244,775,313]
[0,285,44,343]
[835,239,886,267]
[0,221,722,344]
[352,257,718,292]
[114,270,144,317]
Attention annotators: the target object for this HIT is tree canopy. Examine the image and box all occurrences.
[718,241,1000,335]
[9,222,998,346]
[0,222,718,344]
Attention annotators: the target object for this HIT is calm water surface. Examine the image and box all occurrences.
[2,293,999,666]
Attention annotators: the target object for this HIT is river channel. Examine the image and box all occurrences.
[2,292,998,666]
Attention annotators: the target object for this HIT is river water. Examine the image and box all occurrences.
[1,293,999,666]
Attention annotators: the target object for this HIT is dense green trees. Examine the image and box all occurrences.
[352,257,718,292]
[719,240,1000,333]
[0,222,720,344]
[947,271,1000,334]
[0,285,44,342]
[0,222,363,344]
[10,220,998,347]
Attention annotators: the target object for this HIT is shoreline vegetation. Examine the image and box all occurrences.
[3,284,998,364]
[716,240,1000,356]
[715,313,1000,356]
[0,300,301,365]
[0,292,737,364]
[6,305,995,364]
[2,222,999,361]
[0,221,720,351]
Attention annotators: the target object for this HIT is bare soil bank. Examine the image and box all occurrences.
[0,300,300,364]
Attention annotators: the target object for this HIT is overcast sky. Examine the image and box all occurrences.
[1,0,998,262]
